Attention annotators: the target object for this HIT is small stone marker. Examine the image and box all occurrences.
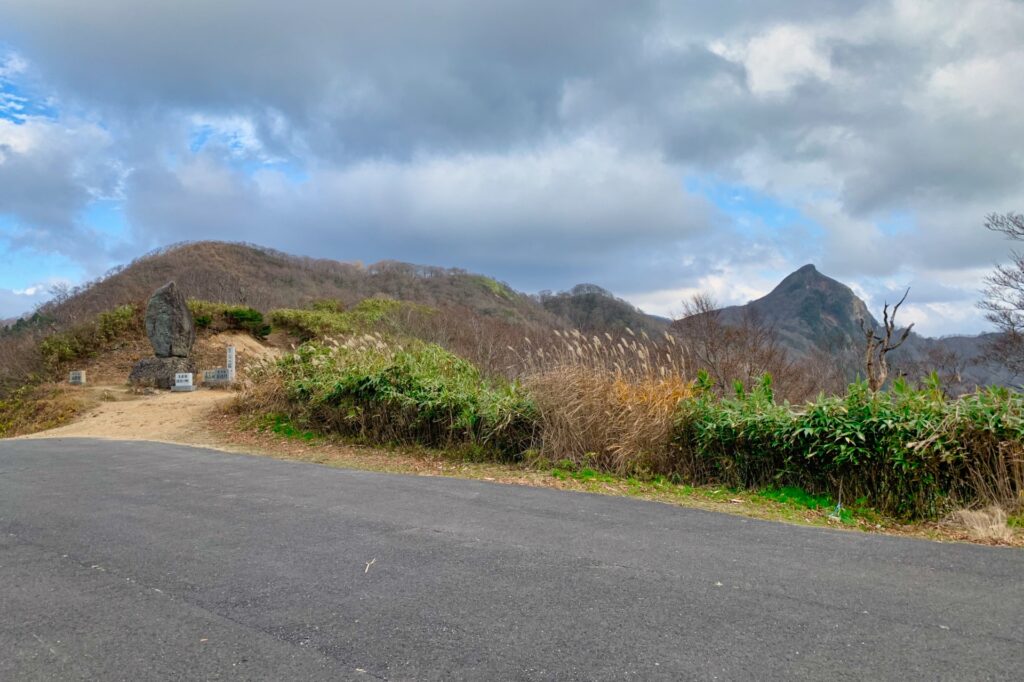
[171,372,195,392]
[68,370,86,385]
[203,367,230,385]
[226,346,236,381]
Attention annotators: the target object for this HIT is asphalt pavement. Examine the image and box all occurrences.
[1,438,1021,680]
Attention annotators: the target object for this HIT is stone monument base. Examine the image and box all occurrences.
[129,357,197,390]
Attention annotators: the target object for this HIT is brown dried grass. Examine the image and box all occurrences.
[521,329,693,473]
[949,506,1013,543]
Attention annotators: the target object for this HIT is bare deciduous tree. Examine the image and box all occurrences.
[979,212,1024,375]
[858,289,913,391]
[894,343,969,396]
[671,293,834,402]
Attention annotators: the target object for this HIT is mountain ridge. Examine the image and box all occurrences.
[2,241,1010,389]
[684,262,1010,388]
[715,263,879,355]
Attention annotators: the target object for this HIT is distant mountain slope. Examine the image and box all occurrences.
[539,284,668,336]
[715,264,876,354]
[901,333,1017,389]
[20,241,561,329]
[9,241,678,338]
[3,243,1015,393]
[678,263,1012,388]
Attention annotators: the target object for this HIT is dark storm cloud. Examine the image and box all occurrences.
[0,1,1023,333]
[0,1,660,160]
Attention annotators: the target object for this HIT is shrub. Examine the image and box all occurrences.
[672,375,1024,518]
[473,276,513,300]
[187,300,270,338]
[224,307,271,338]
[39,304,141,371]
[310,299,345,313]
[240,337,536,458]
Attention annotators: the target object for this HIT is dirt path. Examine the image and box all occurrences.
[17,331,284,448]
[19,384,235,448]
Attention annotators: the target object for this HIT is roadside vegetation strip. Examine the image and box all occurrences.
[215,411,1022,546]
[235,326,1024,525]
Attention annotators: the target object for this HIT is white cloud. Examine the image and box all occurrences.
[725,25,832,95]
[0,50,26,78]
[188,113,279,161]
[126,137,718,285]
[0,277,69,318]
[928,52,1024,116]
[626,267,786,319]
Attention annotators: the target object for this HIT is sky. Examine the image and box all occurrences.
[1,1,1023,336]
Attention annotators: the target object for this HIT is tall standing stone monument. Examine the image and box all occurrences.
[129,282,197,389]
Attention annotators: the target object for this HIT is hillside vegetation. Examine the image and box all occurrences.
[0,241,566,392]
[233,306,1024,520]
[539,284,668,336]
[4,240,1023,530]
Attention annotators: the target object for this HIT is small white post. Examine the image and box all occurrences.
[226,346,236,382]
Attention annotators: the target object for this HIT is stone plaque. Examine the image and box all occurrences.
[203,367,230,384]
[226,346,236,381]
[171,372,195,392]
[69,370,86,385]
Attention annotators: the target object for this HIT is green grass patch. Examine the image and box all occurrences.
[551,466,619,484]
[756,486,856,524]
[268,298,433,341]
[473,275,513,300]
[259,413,320,441]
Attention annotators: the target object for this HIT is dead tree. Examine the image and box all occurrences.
[671,293,827,401]
[858,289,914,391]
[979,212,1024,376]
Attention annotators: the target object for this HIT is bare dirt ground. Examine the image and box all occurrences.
[19,331,283,447]
[19,384,235,447]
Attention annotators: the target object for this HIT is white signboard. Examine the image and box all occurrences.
[226,346,236,381]
[172,372,195,392]
[68,370,86,385]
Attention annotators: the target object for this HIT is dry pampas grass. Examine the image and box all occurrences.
[520,329,693,473]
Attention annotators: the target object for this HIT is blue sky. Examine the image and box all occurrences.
[2,1,1023,336]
